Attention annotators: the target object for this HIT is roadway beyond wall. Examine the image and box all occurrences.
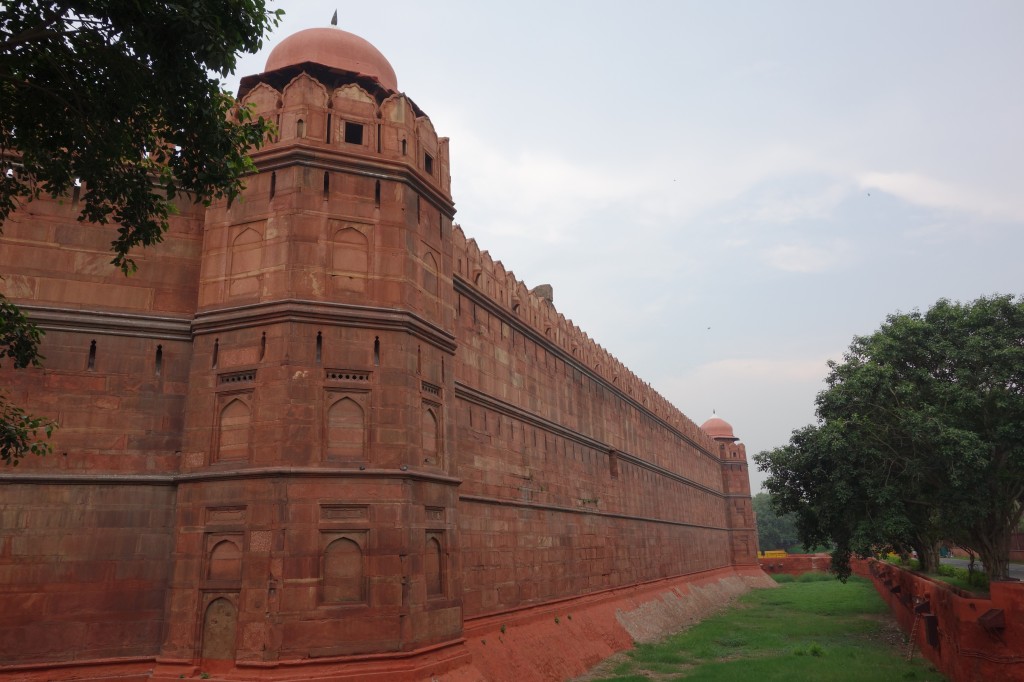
[759,555,1024,682]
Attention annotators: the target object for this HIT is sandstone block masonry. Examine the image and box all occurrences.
[0,26,759,680]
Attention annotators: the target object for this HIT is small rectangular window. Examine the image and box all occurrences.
[424,153,433,175]
[344,122,364,145]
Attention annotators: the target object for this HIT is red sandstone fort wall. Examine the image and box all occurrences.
[450,228,750,619]
[0,483,174,663]
[0,36,760,677]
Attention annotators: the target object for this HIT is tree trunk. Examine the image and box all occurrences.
[975,531,1012,582]
[918,543,941,574]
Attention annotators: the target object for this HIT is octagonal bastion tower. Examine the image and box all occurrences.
[0,25,762,682]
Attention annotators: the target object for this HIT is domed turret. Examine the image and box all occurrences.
[264,27,398,91]
[701,414,737,441]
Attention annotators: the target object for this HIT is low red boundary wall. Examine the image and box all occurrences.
[757,554,834,576]
[867,560,1024,682]
[758,554,1024,682]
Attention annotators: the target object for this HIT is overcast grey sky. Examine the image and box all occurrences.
[232,2,1024,491]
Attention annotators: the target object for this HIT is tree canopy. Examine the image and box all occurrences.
[0,1,282,462]
[752,492,800,552]
[755,295,1024,581]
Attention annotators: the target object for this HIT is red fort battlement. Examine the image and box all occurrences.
[0,25,764,682]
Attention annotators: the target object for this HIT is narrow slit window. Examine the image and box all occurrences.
[326,113,332,142]
[374,180,380,207]
[296,118,305,138]
[315,331,322,365]
[401,139,407,155]
[344,121,364,145]
[323,171,330,199]
[423,153,433,175]
[212,339,219,368]
[376,123,381,153]
[155,344,163,377]
[259,332,266,361]
[87,340,96,371]
[373,337,380,366]
[269,172,276,200]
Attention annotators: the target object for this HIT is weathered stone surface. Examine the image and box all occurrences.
[0,25,760,681]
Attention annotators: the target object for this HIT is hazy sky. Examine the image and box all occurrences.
[231,2,1024,491]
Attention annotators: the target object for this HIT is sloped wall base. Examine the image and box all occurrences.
[2,566,772,682]
[450,565,774,682]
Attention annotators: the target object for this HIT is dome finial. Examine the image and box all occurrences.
[331,10,338,26]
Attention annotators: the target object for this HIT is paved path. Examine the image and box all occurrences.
[940,557,1024,581]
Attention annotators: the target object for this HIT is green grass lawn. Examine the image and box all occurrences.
[583,574,946,681]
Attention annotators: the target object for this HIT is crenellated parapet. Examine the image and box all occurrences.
[236,72,450,197]
[452,224,712,451]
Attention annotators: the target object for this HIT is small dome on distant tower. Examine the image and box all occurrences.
[701,414,736,441]
[264,27,398,91]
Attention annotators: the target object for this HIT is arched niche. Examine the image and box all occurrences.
[330,226,369,294]
[323,536,365,603]
[326,395,365,461]
[200,597,237,661]
[425,534,443,597]
[228,227,262,298]
[422,251,439,297]
[217,397,251,461]
[207,539,242,581]
[422,406,439,464]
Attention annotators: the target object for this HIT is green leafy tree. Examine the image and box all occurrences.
[0,295,53,464]
[0,1,282,462]
[756,295,1024,582]
[751,492,800,551]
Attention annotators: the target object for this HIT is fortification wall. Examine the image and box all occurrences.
[0,48,759,677]
[451,227,742,618]
[0,195,203,315]
[0,483,174,664]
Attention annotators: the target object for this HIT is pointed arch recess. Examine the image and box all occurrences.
[217,398,251,461]
[330,225,369,294]
[323,537,365,603]
[229,227,262,297]
[207,540,242,581]
[422,406,439,465]
[326,395,365,461]
[425,533,444,597]
[201,598,238,661]
[422,251,439,297]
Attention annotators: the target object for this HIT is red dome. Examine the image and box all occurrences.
[265,27,398,91]
[701,416,736,440]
